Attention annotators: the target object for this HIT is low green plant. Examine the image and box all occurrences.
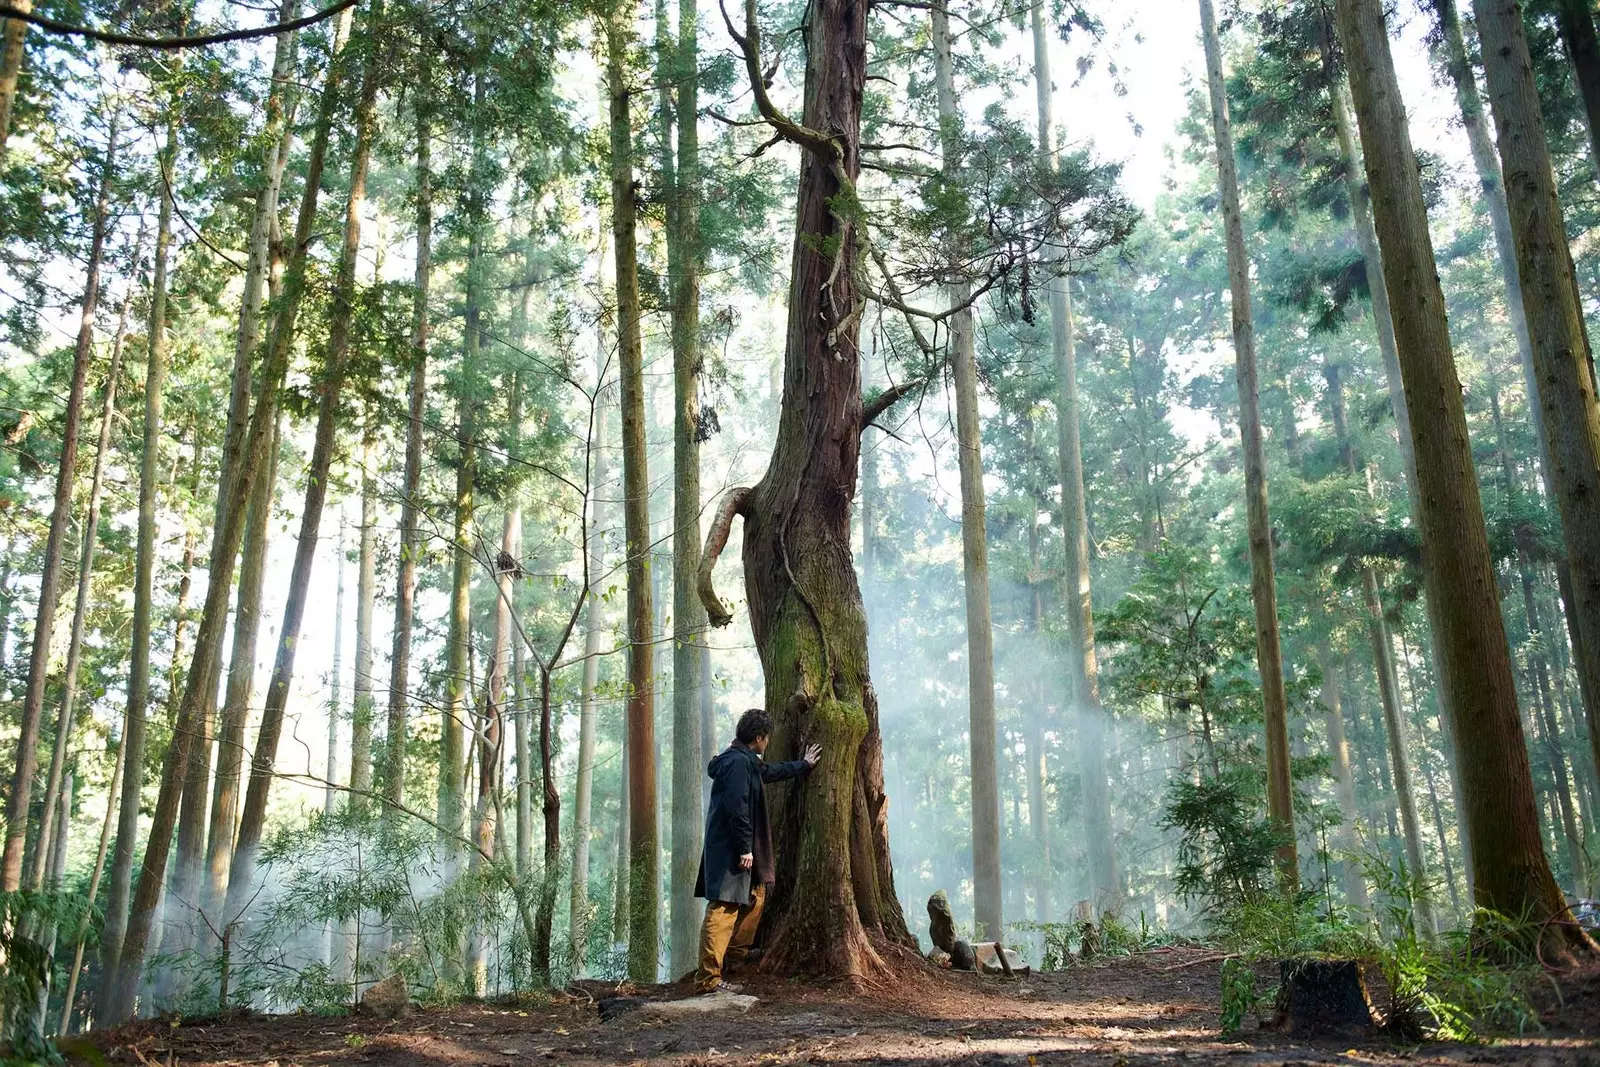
[1218,957,1258,1035]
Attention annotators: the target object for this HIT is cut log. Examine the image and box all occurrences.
[1274,958,1377,1035]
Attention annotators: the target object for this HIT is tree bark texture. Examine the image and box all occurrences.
[1199,0,1297,889]
[1472,0,1600,812]
[1336,0,1578,944]
[1554,0,1600,181]
[0,0,32,160]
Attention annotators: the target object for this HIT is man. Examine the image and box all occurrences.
[693,708,821,993]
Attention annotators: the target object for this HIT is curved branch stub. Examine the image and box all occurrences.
[699,487,752,628]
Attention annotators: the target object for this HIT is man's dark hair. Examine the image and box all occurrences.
[735,708,772,744]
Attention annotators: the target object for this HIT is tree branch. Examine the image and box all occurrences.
[699,487,752,627]
[862,378,925,430]
[718,0,839,159]
[0,0,358,50]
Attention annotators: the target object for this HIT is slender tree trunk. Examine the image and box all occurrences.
[100,117,171,993]
[221,7,378,938]
[101,8,357,1021]
[2,110,119,895]
[1473,0,1600,808]
[571,338,610,976]
[606,8,659,983]
[1316,643,1370,914]
[1554,0,1600,180]
[660,0,707,980]
[386,66,431,820]
[931,0,1002,941]
[1336,0,1581,949]
[441,72,487,865]
[0,0,32,160]
[351,418,377,810]
[1199,0,1296,889]
[26,255,134,896]
[328,516,347,816]
[1032,0,1114,910]
[59,712,126,1034]
[202,414,279,932]
[1324,361,1433,928]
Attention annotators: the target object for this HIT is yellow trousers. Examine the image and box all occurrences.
[694,884,766,991]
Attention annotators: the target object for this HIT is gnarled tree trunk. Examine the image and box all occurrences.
[700,0,915,981]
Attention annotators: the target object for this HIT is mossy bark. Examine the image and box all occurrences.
[702,0,914,981]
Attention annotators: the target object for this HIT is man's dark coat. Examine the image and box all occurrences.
[694,741,811,906]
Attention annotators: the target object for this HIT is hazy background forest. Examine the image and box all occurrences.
[4,0,1600,1049]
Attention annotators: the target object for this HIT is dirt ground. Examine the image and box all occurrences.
[65,946,1600,1067]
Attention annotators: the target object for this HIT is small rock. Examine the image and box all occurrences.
[359,973,411,1019]
[640,990,758,1019]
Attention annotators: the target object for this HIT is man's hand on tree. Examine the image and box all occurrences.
[803,743,822,767]
[739,853,754,870]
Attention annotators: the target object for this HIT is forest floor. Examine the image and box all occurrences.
[69,945,1600,1067]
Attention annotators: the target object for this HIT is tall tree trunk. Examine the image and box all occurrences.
[220,6,377,936]
[1032,0,1115,909]
[606,7,659,983]
[351,418,377,810]
[1324,361,1433,929]
[441,71,487,862]
[473,381,520,991]
[661,0,707,980]
[571,338,610,976]
[1315,643,1370,914]
[1199,0,1296,889]
[931,0,1002,940]
[386,66,431,820]
[0,0,31,160]
[1336,0,1581,948]
[26,252,134,896]
[699,0,915,979]
[914,0,1004,938]
[1429,0,1595,785]
[100,114,170,994]
[328,515,347,815]
[202,414,280,931]
[1326,55,1477,874]
[3,109,119,894]
[1473,0,1600,811]
[1554,0,1600,181]
[102,7,357,1021]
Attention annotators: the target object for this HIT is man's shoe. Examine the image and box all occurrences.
[711,982,745,995]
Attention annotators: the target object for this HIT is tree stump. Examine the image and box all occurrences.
[1274,958,1376,1035]
[358,973,411,1019]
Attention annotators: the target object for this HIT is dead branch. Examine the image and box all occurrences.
[699,487,752,627]
[862,378,926,431]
